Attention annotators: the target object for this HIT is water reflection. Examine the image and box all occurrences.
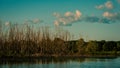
[0,57,119,68]
[0,57,87,64]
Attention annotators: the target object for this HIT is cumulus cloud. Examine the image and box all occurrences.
[75,10,82,20]
[103,12,115,18]
[103,11,120,21]
[64,12,73,17]
[53,10,82,26]
[105,1,113,9]
[83,11,120,24]
[53,10,119,26]
[95,0,120,23]
[96,1,113,10]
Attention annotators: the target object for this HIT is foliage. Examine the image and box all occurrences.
[0,22,120,57]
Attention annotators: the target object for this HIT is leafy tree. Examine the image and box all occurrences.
[117,41,120,51]
[85,41,98,54]
[103,41,117,51]
[76,38,86,54]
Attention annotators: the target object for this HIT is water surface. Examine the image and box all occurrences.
[0,57,120,68]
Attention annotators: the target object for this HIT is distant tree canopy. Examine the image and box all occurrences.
[0,22,120,57]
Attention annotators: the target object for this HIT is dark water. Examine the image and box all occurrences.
[0,57,120,68]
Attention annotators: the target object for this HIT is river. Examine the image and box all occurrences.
[0,57,120,68]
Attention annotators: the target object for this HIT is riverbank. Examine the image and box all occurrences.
[0,54,118,59]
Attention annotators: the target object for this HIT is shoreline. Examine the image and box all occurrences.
[0,55,118,59]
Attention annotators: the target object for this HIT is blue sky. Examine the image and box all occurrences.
[0,0,120,41]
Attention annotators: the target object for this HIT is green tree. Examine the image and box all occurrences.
[76,38,85,54]
[117,41,120,51]
[103,41,117,51]
[85,41,98,54]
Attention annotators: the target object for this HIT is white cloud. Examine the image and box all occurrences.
[75,10,82,20]
[96,1,113,10]
[54,10,120,25]
[103,12,115,18]
[53,10,82,26]
[105,1,113,9]
[103,11,120,21]
[64,12,73,17]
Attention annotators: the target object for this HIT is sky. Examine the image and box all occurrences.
[0,0,120,41]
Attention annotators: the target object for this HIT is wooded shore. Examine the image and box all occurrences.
[0,22,120,58]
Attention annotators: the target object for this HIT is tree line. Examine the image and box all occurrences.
[0,22,120,57]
